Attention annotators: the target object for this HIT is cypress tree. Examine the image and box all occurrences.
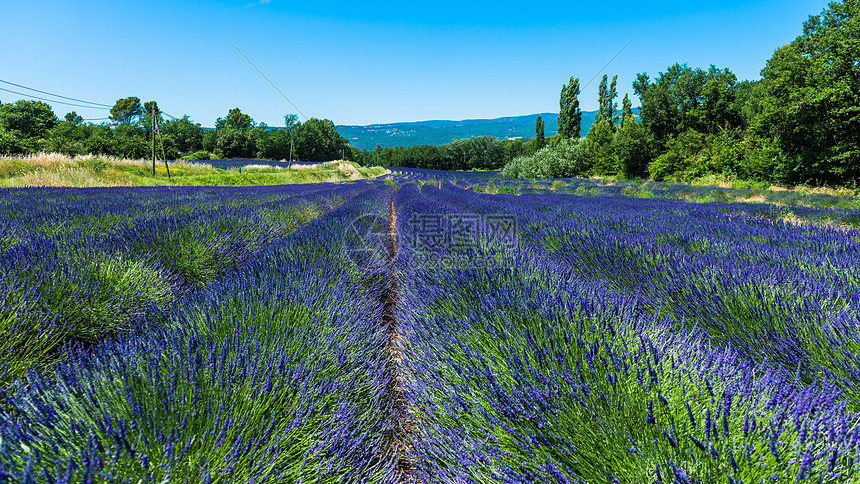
[558,76,582,139]
[621,93,634,128]
[535,115,546,150]
[597,74,620,132]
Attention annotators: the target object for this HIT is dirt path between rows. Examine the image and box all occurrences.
[382,195,419,482]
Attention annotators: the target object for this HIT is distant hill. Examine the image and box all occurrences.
[338,111,602,150]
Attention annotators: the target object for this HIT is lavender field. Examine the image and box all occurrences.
[2,174,860,483]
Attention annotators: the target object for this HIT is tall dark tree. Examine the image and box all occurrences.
[535,115,546,150]
[109,97,142,125]
[143,101,159,117]
[0,100,58,138]
[558,76,582,138]
[620,93,634,128]
[597,74,619,131]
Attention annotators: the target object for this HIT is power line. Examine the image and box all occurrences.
[226,37,348,163]
[0,79,112,107]
[225,36,309,122]
[0,87,110,110]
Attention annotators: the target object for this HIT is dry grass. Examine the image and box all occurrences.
[0,153,388,188]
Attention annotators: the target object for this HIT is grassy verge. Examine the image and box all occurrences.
[0,153,389,187]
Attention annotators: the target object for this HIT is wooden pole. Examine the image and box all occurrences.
[151,106,156,176]
[155,115,170,178]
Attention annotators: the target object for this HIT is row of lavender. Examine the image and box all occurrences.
[386,168,860,225]
[0,182,404,481]
[394,182,860,482]
[0,183,360,390]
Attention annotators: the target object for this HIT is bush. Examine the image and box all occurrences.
[739,135,787,183]
[501,157,524,178]
[649,130,706,181]
[584,119,617,176]
[502,138,591,179]
[216,129,256,159]
[0,128,29,155]
[180,150,211,161]
[550,138,592,178]
[648,151,685,181]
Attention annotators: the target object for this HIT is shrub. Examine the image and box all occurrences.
[503,138,592,179]
[613,120,655,179]
[648,151,685,181]
[216,129,256,159]
[0,129,37,155]
[501,157,523,178]
[740,134,787,183]
[180,150,211,161]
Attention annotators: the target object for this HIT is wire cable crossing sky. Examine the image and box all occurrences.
[0,0,833,127]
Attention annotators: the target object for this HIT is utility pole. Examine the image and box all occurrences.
[155,110,170,179]
[151,105,170,178]
[151,107,156,176]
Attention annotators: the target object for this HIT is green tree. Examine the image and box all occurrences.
[613,119,654,179]
[109,97,142,125]
[0,127,32,154]
[284,114,300,133]
[585,118,617,175]
[216,128,256,158]
[597,74,619,131]
[647,130,707,181]
[732,80,766,127]
[161,116,204,153]
[687,73,742,134]
[292,118,347,162]
[0,100,58,138]
[48,118,90,155]
[64,111,83,125]
[112,128,149,159]
[753,0,860,185]
[535,115,546,150]
[620,94,634,128]
[202,128,218,154]
[558,76,582,138]
[634,64,741,145]
[216,108,254,131]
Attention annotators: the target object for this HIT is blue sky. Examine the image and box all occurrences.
[0,0,831,126]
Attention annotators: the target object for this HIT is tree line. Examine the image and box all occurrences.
[504,0,859,187]
[355,136,529,171]
[0,97,351,163]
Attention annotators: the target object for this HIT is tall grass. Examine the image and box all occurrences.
[0,153,388,187]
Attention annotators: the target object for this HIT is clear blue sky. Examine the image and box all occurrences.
[0,0,831,127]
